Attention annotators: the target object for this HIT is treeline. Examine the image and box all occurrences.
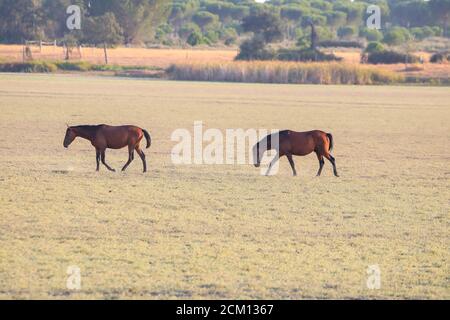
[162,0,449,47]
[0,0,448,46]
[0,0,171,45]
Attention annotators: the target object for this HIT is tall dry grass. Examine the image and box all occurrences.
[167,61,404,85]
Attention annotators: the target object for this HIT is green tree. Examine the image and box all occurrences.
[383,27,412,45]
[242,11,283,43]
[109,0,172,44]
[360,28,383,42]
[429,0,450,36]
[0,0,45,43]
[83,12,124,45]
[192,11,218,30]
[337,26,357,40]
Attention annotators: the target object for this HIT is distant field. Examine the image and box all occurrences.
[0,45,449,80]
[0,74,449,299]
[0,45,237,68]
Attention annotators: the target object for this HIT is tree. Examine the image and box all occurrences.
[83,12,124,45]
[109,0,172,44]
[360,28,383,42]
[192,11,218,30]
[235,35,274,60]
[429,0,450,36]
[337,26,357,40]
[383,27,412,45]
[0,0,45,43]
[326,11,347,30]
[242,11,283,43]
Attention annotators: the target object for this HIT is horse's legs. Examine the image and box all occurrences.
[265,153,279,176]
[135,147,147,173]
[316,152,325,176]
[121,145,135,172]
[101,150,116,172]
[96,149,100,171]
[324,153,339,177]
[286,153,297,176]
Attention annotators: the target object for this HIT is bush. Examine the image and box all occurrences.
[365,42,385,54]
[235,36,275,60]
[187,31,204,46]
[318,40,364,48]
[368,50,419,64]
[192,11,219,29]
[178,23,201,40]
[204,30,220,44]
[411,26,435,40]
[277,48,342,62]
[430,52,450,63]
[220,28,238,46]
[360,28,383,42]
[0,61,57,73]
[383,27,412,46]
[337,26,357,39]
[55,61,92,71]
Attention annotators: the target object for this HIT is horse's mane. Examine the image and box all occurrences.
[258,130,289,146]
[71,125,103,135]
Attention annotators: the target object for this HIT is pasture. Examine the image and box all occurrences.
[0,74,448,299]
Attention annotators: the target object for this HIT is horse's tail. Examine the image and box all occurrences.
[326,133,334,152]
[142,129,152,149]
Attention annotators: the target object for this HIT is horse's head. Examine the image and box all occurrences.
[63,127,77,148]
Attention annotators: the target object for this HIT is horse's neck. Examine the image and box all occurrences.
[75,128,95,142]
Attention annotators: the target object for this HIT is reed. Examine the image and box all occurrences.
[167,61,404,85]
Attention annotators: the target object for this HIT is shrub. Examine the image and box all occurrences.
[318,40,364,48]
[187,31,204,46]
[430,52,450,63]
[0,61,57,73]
[360,28,383,42]
[383,27,412,46]
[235,36,275,60]
[204,30,220,44]
[337,26,357,39]
[365,42,385,54]
[192,11,219,30]
[178,23,201,40]
[411,26,435,40]
[55,61,92,71]
[221,28,238,46]
[368,50,419,64]
[277,48,342,62]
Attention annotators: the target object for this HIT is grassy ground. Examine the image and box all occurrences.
[0,74,448,299]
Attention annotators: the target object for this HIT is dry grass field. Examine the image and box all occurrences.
[0,74,449,299]
[1,44,449,80]
[0,45,237,68]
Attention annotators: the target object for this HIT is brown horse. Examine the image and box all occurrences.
[63,124,151,173]
[253,130,339,177]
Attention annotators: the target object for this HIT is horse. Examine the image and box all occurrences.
[253,130,339,177]
[63,124,152,173]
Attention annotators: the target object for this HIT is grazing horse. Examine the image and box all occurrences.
[63,124,152,173]
[253,130,339,177]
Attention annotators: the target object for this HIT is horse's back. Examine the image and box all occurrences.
[98,125,143,149]
[281,130,328,156]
